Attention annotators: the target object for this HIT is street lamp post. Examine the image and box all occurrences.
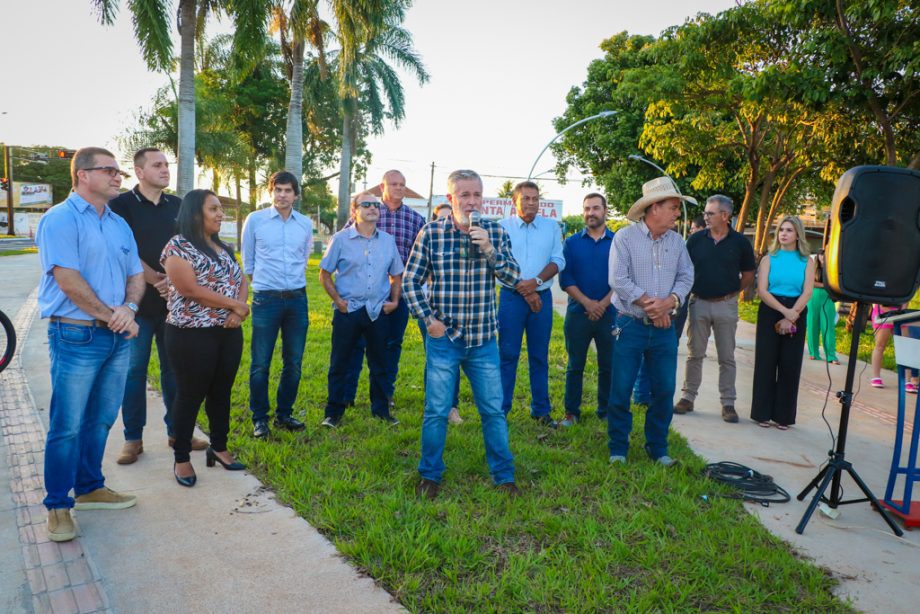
[628,154,690,239]
[527,111,617,181]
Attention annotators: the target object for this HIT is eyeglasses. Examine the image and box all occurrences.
[702,211,722,217]
[358,201,380,209]
[82,166,129,178]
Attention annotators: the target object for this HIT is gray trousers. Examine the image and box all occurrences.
[680,296,739,405]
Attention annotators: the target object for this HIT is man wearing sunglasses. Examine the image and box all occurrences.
[109,148,205,464]
[36,147,146,542]
[242,170,314,438]
[319,192,403,427]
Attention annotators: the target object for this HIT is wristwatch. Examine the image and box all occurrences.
[125,302,139,314]
[535,277,544,288]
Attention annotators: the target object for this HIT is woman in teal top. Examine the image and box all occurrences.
[751,216,815,428]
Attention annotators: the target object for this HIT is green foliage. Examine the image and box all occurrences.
[10,147,75,205]
[148,263,851,612]
[561,214,584,237]
[496,180,515,199]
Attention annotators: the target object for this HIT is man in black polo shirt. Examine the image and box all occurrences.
[675,194,755,423]
[109,147,208,464]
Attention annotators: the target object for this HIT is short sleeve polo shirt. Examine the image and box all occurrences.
[685,227,756,299]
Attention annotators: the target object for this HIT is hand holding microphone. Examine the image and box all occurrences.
[468,211,492,258]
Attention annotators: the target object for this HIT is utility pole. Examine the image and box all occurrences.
[426,161,435,220]
[3,145,14,236]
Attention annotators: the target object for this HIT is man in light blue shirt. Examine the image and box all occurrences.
[319,191,404,427]
[498,181,565,426]
[241,171,313,438]
[36,146,145,542]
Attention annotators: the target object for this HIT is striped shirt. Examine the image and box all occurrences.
[403,215,521,347]
[608,221,694,319]
[345,202,425,264]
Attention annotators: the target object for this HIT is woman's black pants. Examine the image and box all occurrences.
[751,297,807,426]
[165,324,243,463]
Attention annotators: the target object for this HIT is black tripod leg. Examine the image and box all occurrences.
[797,464,829,501]
[796,466,838,535]
[844,467,904,537]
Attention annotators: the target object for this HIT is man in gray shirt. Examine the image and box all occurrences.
[319,191,403,427]
[607,177,694,467]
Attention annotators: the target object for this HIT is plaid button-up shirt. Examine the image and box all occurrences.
[403,215,521,347]
[346,202,426,264]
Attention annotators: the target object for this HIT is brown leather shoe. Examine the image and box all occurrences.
[116,440,144,465]
[47,508,76,542]
[721,405,739,423]
[168,436,210,451]
[673,398,694,414]
[416,478,440,500]
[496,482,521,497]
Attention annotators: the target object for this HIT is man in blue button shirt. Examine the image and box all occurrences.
[242,171,314,438]
[558,193,615,427]
[319,191,404,427]
[498,181,565,426]
[36,147,146,542]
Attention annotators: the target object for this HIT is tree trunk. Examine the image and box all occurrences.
[284,36,305,209]
[248,155,259,213]
[177,0,197,197]
[336,103,355,230]
[734,168,759,234]
[235,175,243,250]
[752,170,775,254]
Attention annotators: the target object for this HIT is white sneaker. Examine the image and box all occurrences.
[448,407,463,424]
[609,455,626,464]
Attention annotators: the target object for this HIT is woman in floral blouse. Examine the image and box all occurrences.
[162,189,250,487]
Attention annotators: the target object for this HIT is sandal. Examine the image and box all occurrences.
[870,378,884,388]
[830,359,840,365]
[774,424,789,431]
[757,421,772,428]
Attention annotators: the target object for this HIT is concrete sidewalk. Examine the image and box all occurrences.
[0,253,402,613]
[549,289,920,613]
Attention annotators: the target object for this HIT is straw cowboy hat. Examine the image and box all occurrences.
[626,176,698,222]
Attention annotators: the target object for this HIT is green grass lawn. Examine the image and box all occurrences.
[0,247,37,257]
[739,291,920,371]
[150,258,850,612]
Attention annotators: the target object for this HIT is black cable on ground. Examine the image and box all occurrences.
[703,462,791,507]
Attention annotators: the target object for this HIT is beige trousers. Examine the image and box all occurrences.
[680,296,739,405]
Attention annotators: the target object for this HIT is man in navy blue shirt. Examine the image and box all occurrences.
[559,193,615,426]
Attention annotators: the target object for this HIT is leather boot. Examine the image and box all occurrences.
[116,440,144,465]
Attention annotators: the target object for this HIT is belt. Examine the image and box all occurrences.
[255,288,305,299]
[618,313,654,326]
[696,292,738,303]
[50,316,108,327]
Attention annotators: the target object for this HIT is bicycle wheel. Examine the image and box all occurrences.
[0,308,16,374]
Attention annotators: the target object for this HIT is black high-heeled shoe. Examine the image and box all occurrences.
[174,463,197,487]
[206,447,246,470]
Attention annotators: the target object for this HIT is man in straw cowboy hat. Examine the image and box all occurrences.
[606,177,694,467]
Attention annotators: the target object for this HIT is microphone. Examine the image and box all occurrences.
[468,211,481,258]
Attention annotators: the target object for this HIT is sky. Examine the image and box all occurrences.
[0,0,737,217]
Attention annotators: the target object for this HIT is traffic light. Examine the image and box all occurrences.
[0,177,9,191]
[56,149,75,159]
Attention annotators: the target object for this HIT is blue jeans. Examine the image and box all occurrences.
[325,309,390,419]
[419,318,461,407]
[342,298,409,401]
[419,335,514,485]
[633,301,687,405]
[607,315,677,459]
[44,321,130,509]
[498,289,553,416]
[563,304,614,418]
[249,290,308,422]
[121,312,176,440]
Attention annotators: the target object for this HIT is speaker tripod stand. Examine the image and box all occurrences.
[796,302,904,536]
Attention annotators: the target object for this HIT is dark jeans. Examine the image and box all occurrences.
[498,288,553,417]
[249,290,308,423]
[563,304,614,418]
[166,325,243,463]
[633,301,688,405]
[343,297,409,401]
[121,312,177,440]
[326,309,390,420]
[751,298,807,426]
[607,315,677,459]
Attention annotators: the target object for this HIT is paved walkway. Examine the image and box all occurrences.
[549,289,920,613]
[2,251,918,612]
[0,253,402,613]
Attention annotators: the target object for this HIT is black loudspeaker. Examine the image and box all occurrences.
[824,165,920,305]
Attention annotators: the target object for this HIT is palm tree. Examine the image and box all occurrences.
[93,0,265,196]
[332,14,429,227]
